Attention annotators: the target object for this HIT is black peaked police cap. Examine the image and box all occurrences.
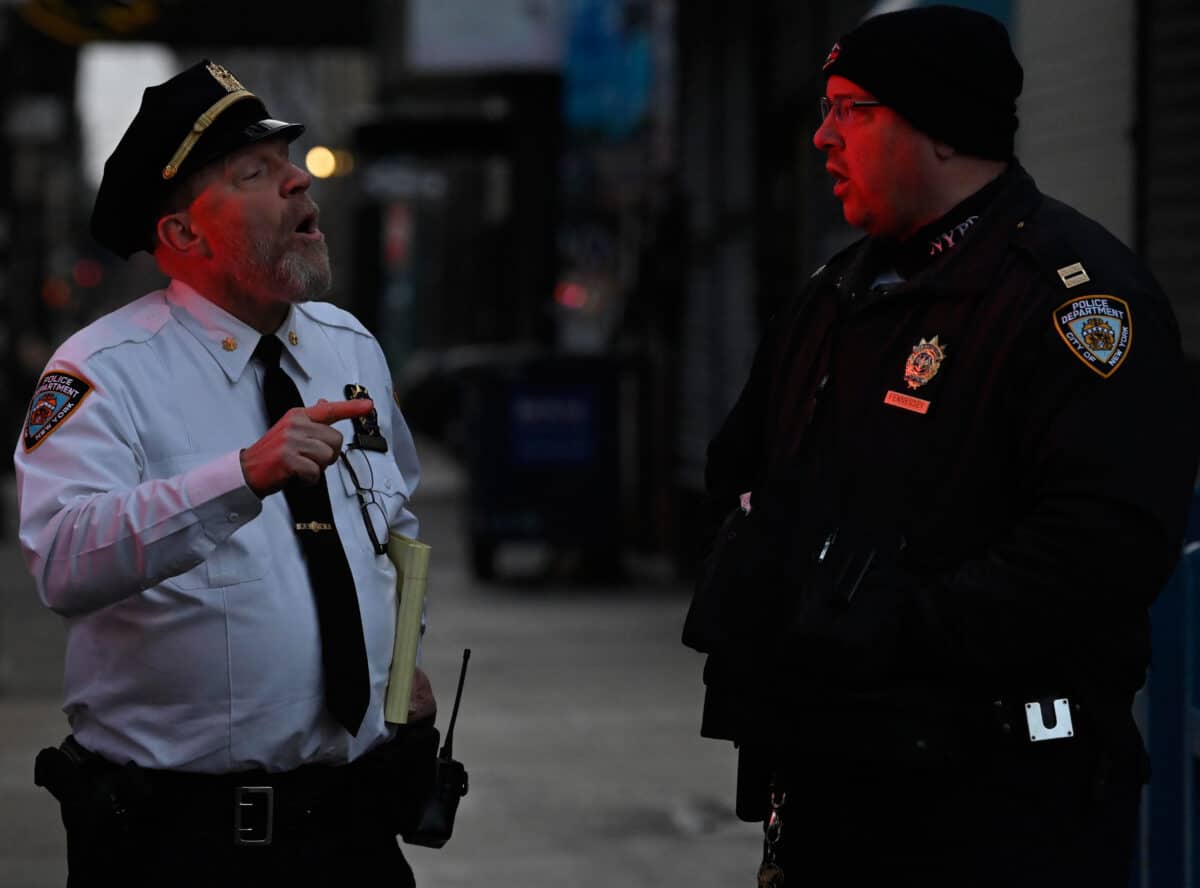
[90,59,305,260]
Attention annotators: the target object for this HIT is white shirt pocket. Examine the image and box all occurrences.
[147,452,271,589]
[334,447,411,556]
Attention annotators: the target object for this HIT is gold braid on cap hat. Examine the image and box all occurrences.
[162,63,257,180]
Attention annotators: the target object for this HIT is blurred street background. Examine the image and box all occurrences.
[0,0,1197,885]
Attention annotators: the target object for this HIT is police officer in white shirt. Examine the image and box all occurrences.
[14,60,436,887]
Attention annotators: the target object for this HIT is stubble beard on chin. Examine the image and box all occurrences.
[239,235,333,304]
[277,244,333,302]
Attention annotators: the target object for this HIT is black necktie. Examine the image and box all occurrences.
[254,335,369,736]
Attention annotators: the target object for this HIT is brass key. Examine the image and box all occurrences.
[757,862,785,888]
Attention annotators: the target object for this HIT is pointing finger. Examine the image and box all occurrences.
[304,398,373,425]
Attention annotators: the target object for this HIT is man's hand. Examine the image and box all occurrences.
[409,667,437,722]
[240,398,374,497]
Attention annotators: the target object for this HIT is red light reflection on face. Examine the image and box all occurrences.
[813,75,936,240]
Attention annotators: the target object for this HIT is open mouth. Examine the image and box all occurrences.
[294,211,323,241]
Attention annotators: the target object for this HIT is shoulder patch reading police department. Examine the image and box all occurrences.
[23,371,93,452]
[1053,295,1131,378]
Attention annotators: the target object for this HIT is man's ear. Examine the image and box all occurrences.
[155,212,204,255]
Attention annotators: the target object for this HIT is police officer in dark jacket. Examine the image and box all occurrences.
[684,7,1200,886]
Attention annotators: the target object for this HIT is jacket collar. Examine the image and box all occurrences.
[835,161,1044,308]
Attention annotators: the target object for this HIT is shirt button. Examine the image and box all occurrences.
[227,512,239,522]
[384,479,393,490]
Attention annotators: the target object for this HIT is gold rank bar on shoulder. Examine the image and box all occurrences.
[295,521,334,533]
[1057,262,1090,289]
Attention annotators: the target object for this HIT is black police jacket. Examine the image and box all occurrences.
[694,162,1200,759]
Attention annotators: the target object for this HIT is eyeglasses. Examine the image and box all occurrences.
[340,447,389,556]
[819,95,883,124]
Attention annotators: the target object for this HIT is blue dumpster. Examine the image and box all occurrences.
[458,350,621,580]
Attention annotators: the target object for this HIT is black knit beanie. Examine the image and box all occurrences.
[821,5,1023,161]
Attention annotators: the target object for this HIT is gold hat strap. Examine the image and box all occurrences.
[162,89,257,180]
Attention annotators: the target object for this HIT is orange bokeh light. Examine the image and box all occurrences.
[72,258,104,288]
[41,277,72,309]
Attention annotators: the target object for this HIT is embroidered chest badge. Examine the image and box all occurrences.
[1053,296,1131,378]
[884,336,946,415]
[23,370,94,452]
[904,336,947,390]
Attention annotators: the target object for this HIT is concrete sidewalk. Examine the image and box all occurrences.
[0,469,70,886]
[0,442,757,887]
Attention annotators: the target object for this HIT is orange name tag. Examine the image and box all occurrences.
[883,390,930,414]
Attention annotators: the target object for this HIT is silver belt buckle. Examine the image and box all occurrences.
[234,785,274,845]
[1024,697,1074,742]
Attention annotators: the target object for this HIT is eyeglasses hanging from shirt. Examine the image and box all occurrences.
[341,382,390,556]
[340,446,389,556]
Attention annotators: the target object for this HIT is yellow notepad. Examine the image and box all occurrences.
[384,533,431,724]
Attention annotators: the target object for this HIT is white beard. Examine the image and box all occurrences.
[276,244,332,301]
[233,235,332,303]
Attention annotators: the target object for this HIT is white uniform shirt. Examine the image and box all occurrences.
[13,280,421,773]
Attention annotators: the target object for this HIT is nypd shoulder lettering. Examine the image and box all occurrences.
[1053,295,1131,378]
[23,371,94,452]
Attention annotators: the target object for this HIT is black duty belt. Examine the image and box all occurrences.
[38,725,437,847]
[754,690,1097,768]
[129,748,388,846]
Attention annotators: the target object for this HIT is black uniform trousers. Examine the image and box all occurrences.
[64,812,415,888]
[764,750,1141,887]
[56,738,424,888]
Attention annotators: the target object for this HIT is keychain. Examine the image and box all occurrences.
[756,783,786,887]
